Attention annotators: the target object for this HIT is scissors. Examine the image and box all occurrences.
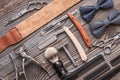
[93,32,120,54]
[8,0,48,23]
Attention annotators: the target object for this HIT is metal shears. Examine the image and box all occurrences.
[93,32,120,54]
[8,0,48,23]
[9,46,49,80]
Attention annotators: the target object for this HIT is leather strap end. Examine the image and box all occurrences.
[0,27,22,52]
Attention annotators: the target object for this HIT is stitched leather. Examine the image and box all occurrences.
[0,27,22,52]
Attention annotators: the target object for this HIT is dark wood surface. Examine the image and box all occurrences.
[0,0,120,80]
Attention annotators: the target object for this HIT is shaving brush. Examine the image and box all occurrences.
[44,47,68,78]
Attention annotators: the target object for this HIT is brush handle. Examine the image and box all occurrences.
[53,60,68,78]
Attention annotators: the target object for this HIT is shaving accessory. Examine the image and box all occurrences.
[57,42,77,67]
[40,9,78,35]
[38,24,73,50]
[63,25,87,61]
[44,47,68,78]
[67,12,91,48]
[17,46,49,73]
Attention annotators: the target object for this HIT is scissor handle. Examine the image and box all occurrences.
[27,1,47,10]
[104,44,112,55]
[94,40,106,48]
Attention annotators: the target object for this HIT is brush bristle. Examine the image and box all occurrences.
[44,47,59,63]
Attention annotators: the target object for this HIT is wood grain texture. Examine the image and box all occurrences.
[67,13,91,48]
[0,0,120,80]
[16,0,80,38]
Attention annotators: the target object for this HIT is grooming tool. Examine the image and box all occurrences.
[57,42,77,67]
[62,55,110,80]
[40,9,78,35]
[63,26,87,61]
[0,0,80,52]
[92,32,120,54]
[44,47,68,78]
[9,53,28,80]
[38,25,73,50]
[80,0,113,23]
[8,0,48,24]
[90,9,120,38]
[17,46,49,74]
[67,12,91,48]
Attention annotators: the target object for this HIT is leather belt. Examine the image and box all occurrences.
[0,0,80,52]
[0,27,22,52]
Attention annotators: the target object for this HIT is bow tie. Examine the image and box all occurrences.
[79,0,113,23]
[90,9,120,38]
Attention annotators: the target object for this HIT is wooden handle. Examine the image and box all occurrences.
[67,13,91,48]
[63,26,87,61]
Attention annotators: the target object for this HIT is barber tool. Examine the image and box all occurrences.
[63,26,87,61]
[67,12,91,48]
[92,32,120,55]
[8,0,48,24]
[79,0,113,23]
[44,47,68,78]
[57,42,77,67]
[62,55,110,80]
[38,24,73,50]
[40,9,78,35]
[0,0,80,52]
[9,53,28,80]
[90,9,120,38]
[17,46,49,74]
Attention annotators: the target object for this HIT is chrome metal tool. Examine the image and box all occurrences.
[8,0,48,24]
[9,46,49,80]
[9,53,28,80]
[38,24,73,50]
[40,9,78,35]
[17,46,49,74]
[93,32,120,54]
[57,42,77,67]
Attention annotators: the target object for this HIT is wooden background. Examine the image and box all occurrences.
[0,0,120,80]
